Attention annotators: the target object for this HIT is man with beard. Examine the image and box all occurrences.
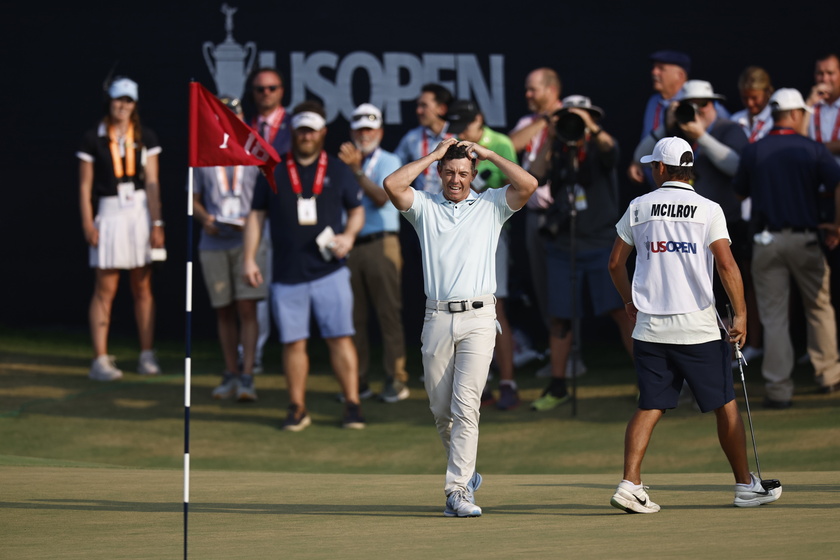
[338,103,410,403]
[243,101,366,431]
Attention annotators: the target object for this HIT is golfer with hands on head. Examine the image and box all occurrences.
[607,136,782,512]
[383,137,537,517]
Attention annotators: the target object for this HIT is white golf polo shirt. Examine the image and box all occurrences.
[402,186,515,300]
[616,181,730,344]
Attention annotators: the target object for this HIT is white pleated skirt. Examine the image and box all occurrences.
[89,189,151,269]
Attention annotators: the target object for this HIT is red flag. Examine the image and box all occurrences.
[188,81,281,193]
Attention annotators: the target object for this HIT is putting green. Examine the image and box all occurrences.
[1,467,837,559]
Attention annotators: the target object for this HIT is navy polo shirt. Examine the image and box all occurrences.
[252,153,361,284]
[733,128,840,230]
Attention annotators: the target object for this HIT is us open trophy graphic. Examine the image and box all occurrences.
[202,3,256,99]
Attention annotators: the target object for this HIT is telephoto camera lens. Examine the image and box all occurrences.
[553,109,586,144]
[674,101,697,125]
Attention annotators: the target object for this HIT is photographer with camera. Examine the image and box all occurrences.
[529,96,634,411]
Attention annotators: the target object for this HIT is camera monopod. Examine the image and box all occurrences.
[727,304,781,491]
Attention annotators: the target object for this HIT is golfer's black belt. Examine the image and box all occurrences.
[426,296,496,313]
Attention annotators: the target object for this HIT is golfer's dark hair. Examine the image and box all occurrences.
[664,163,694,181]
[438,144,477,170]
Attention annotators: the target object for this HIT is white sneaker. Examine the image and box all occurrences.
[444,490,482,517]
[212,372,238,399]
[137,350,161,375]
[89,355,123,381]
[734,473,782,507]
[513,347,543,368]
[236,374,258,402]
[610,481,661,513]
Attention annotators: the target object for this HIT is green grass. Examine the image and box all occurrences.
[1,324,838,475]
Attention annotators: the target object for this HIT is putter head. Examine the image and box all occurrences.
[761,478,781,490]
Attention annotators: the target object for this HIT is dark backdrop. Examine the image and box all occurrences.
[2,1,838,343]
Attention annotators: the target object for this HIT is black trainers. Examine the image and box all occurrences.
[282,404,312,432]
[342,403,366,429]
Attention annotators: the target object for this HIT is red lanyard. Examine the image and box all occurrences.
[652,103,662,130]
[252,107,286,144]
[748,120,765,143]
[814,105,840,143]
[286,151,327,198]
[769,128,797,136]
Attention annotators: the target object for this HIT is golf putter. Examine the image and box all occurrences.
[727,304,781,491]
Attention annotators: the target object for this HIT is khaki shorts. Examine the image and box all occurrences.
[199,241,268,308]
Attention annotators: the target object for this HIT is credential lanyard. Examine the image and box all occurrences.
[286,151,328,198]
[814,104,840,143]
[748,120,765,143]
[215,166,244,197]
[109,124,135,179]
[362,148,381,179]
[253,106,286,143]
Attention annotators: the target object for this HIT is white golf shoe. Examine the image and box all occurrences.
[610,481,661,513]
[734,473,782,507]
[444,490,482,517]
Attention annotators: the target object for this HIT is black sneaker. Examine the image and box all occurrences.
[342,403,366,429]
[282,404,312,432]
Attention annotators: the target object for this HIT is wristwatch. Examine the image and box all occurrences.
[153,220,165,227]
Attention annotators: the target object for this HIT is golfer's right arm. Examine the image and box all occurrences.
[243,209,266,287]
[710,238,747,347]
[384,138,457,211]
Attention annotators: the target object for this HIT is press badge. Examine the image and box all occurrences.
[297,197,317,225]
[574,184,588,211]
[117,181,136,208]
[221,197,241,218]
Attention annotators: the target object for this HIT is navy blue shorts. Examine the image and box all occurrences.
[546,245,624,319]
[633,337,735,413]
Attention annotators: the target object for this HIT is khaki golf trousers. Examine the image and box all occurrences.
[421,296,496,495]
[752,230,840,401]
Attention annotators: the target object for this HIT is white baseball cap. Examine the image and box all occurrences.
[640,137,694,167]
[291,111,326,131]
[350,103,383,130]
[680,79,725,101]
[769,88,813,114]
[108,78,138,101]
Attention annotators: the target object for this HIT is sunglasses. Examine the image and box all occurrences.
[352,114,379,123]
[253,85,280,94]
[687,99,711,108]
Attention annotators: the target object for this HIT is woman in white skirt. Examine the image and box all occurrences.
[77,77,165,381]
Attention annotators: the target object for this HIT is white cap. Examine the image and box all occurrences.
[561,95,604,118]
[291,111,326,131]
[769,88,813,114]
[108,78,138,101]
[640,137,694,167]
[680,79,725,101]
[350,103,383,130]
